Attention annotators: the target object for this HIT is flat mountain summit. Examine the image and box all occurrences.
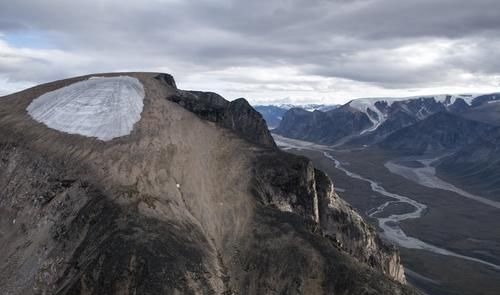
[0,73,417,294]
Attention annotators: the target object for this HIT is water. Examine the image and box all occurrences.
[323,152,500,271]
[385,158,500,209]
[273,134,500,271]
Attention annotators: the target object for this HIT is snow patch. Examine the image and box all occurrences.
[27,76,145,141]
[271,103,338,112]
[349,98,386,134]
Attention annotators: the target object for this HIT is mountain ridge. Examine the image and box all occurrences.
[254,104,338,129]
[272,92,500,146]
[378,111,497,155]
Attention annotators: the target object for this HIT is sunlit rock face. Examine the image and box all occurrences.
[27,76,145,141]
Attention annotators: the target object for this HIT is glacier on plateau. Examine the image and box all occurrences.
[349,93,481,134]
[27,76,145,141]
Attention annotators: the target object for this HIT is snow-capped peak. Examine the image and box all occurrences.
[274,103,337,112]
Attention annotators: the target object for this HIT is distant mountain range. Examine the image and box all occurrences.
[254,104,338,128]
[271,93,500,145]
[268,92,500,203]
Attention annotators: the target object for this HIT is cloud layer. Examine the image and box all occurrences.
[1,0,500,103]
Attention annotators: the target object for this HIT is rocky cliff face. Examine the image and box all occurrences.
[0,72,416,295]
[167,89,276,149]
[314,169,406,282]
[252,151,406,282]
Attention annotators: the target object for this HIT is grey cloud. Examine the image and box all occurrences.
[0,20,27,31]
[0,0,500,99]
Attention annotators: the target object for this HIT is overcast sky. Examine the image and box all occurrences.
[1,0,500,104]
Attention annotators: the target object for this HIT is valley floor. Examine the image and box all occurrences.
[274,135,500,295]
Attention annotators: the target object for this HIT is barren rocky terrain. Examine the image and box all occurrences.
[0,73,417,294]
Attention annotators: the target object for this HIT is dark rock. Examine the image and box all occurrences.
[154,73,177,89]
[471,93,500,107]
[448,98,469,113]
[167,91,276,149]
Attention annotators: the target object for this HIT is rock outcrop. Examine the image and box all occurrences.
[0,72,417,295]
[167,90,276,149]
[253,151,406,283]
[314,169,405,282]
